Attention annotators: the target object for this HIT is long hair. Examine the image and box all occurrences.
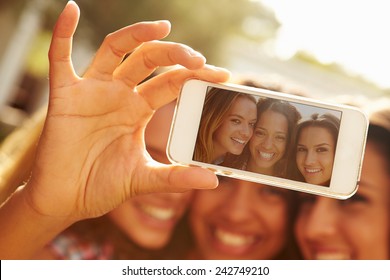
[290,113,340,183]
[193,87,256,163]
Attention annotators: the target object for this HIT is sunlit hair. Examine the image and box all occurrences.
[224,98,301,178]
[193,87,257,163]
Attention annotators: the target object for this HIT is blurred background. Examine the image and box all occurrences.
[0,0,389,141]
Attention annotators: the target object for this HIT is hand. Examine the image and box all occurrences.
[25,1,229,223]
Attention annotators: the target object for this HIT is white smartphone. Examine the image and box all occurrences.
[167,79,368,199]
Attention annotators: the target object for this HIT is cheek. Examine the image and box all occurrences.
[249,137,260,149]
[294,213,308,244]
[108,203,140,238]
[347,213,390,258]
[260,204,289,248]
[261,204,288,233]
[191,191,220,219]
[216,121,232,137]
[296,153,303,165]
[320,154,334,170]
[277,142,287,156]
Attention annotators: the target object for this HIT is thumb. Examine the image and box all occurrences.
[136,164,219,195]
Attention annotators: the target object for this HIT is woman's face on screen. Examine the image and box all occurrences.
[296,126,335,185]
[247,109,288,174]
[213,96,257,161]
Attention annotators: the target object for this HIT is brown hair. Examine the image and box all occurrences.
[193,87,256,163]
[290,113,340,182]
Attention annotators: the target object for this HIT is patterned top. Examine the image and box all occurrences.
[50,231,114,260]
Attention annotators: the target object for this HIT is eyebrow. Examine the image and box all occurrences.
[229,114,257,121]
[297,143,331,147]
[314,143,331,147]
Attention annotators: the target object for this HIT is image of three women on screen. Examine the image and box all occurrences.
[193,87,341,187]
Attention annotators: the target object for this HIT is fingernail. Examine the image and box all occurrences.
[186,48,204,59]
[155,20,171,30]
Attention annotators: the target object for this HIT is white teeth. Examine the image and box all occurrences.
[315,252,350,260]
[140,204,175,220]
[215,229,255,247]
[305,168,321,173]
[232,137,246,145]
[259,151,274,159]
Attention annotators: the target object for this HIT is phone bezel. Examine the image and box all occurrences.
[167,79,368,199]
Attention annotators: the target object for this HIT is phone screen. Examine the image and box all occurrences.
[192,86,342,187]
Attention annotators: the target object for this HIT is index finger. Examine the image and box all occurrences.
[84,21,171,80]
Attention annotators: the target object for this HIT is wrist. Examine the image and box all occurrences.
[0,184,74,259]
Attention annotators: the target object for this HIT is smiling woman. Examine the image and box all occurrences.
[293,113,340,186]
[228,98,301,177]
[294,105,390,259]
[193,88,257,164]
[188,176,300,260]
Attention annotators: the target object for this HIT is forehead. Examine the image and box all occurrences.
[298,126,333,143]
[227,96,257,115]
[257,109,288,131]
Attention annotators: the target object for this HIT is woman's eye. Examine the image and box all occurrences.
[297,146,307,153]
[255,130,266,137]
[316,147,329,153]
[249,122,256,128]
[259,185,286,198]
[340,193,368,206]
[275,134,286,142]
[231,118,241,125]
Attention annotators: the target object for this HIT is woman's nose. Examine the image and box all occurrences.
[261,135,273,149]
[222,186,254,222]
[302,198,339,241]
[239,124,252,138]
[305,150,317,165]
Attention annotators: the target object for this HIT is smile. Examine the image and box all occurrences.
[214,228,256,247]
[314,252,351,260]
[231,137,247,145]
[259,151,274,160]
[305,168,322,174]
[139,204,175,221]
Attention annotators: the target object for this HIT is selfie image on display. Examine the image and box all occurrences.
[193,86,342,188]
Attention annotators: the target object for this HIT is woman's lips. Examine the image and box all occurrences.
[258,151,274,161]
[305,167,322,174]
[210,226,260,256]
[138,204,176,221]
[215,228,256,246]
[231,137,247,145]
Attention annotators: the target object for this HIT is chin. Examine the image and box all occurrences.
[134,235,170,250]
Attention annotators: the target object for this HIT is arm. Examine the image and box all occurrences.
[0,1,229,259]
